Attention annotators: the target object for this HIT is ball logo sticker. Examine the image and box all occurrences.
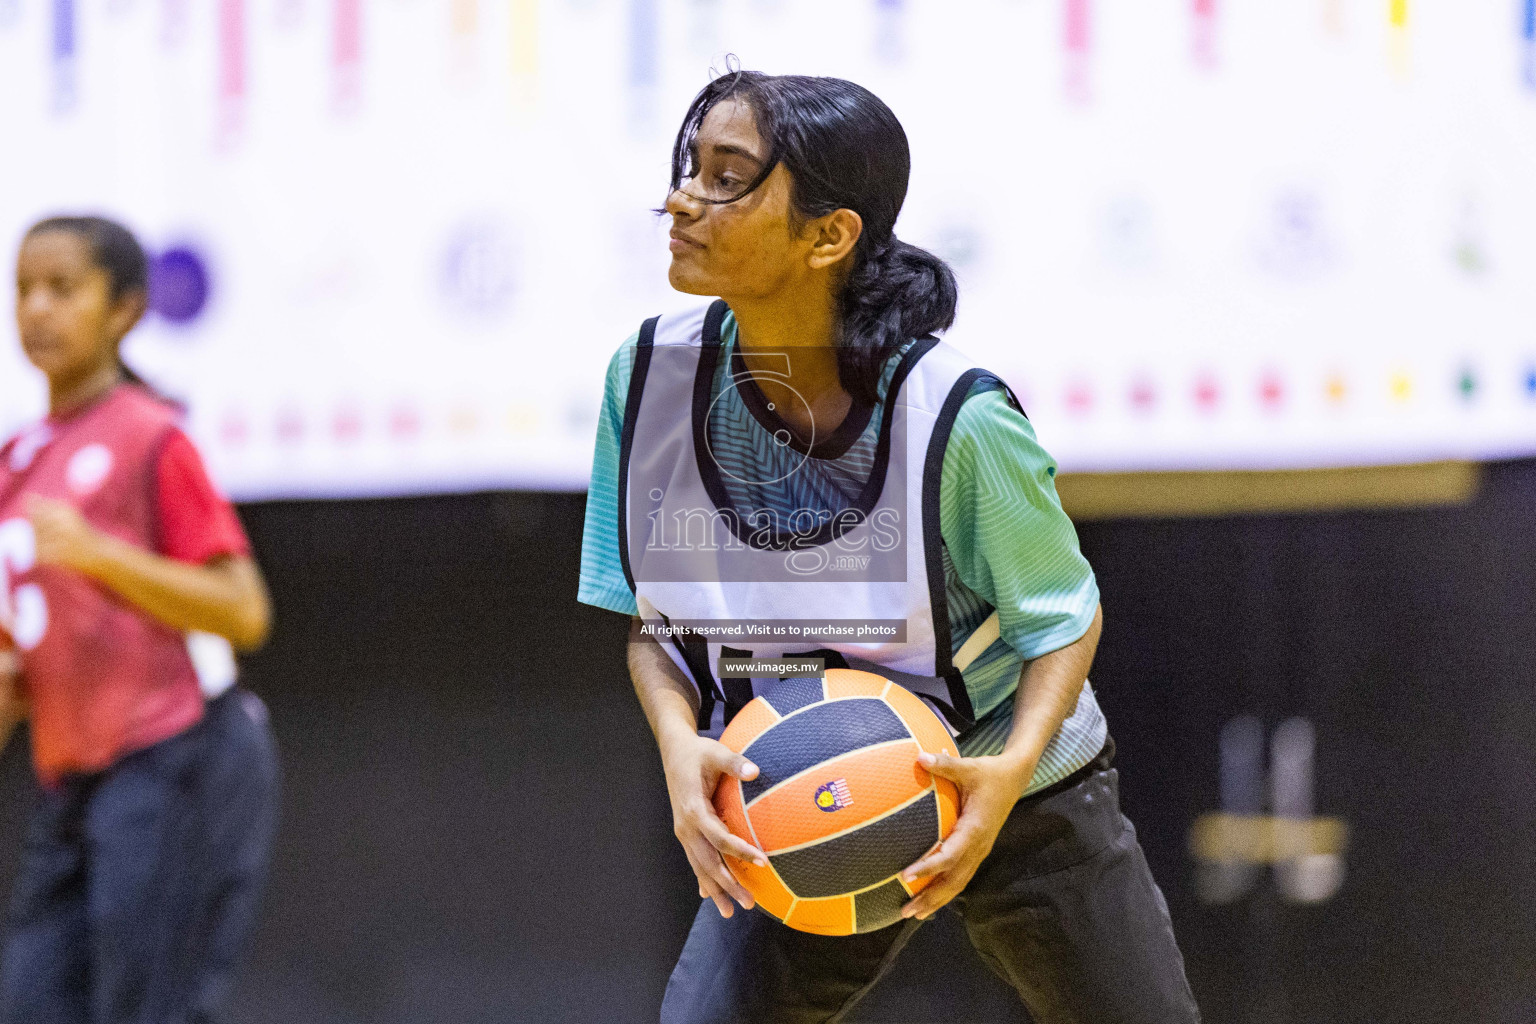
[814,779,853,812]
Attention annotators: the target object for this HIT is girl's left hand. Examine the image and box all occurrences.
[899,750,1034,920]
[27,496,105,574]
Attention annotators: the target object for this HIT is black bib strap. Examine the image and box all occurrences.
[719,646,756,726]
[926,676,977,733]
[794,648,850,672]
[665,623,719,732]
[919,367,998,732]
[617,315,661,592]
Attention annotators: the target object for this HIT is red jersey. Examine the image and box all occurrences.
[0,384,248,783]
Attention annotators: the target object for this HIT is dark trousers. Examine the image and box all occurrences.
[661,741,1200,1024]
[0,690,280,1024]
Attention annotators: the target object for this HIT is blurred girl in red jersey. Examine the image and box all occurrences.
[0,217,279,1024]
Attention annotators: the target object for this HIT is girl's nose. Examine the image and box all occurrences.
[666,186,703,219]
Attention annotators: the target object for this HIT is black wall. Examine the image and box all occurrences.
[2,462,1533,1023]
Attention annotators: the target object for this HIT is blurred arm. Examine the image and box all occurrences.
[28,497,272,652]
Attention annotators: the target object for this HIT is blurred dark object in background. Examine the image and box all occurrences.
[3,463,1533,1024]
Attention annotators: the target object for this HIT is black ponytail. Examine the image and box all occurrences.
[837,240,957,404]
[668,70,958,404]
[24,214,153,390]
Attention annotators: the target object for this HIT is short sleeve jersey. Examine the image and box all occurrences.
[1,387,252,781]
[152,428,252,564]
[578,313,1108,790]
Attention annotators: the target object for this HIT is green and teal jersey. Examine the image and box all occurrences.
[579,311,1106,793]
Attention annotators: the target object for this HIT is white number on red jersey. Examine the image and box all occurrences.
[0,518,48,651]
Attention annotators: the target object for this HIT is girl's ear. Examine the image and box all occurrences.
[806,209,863,272]
[105,289,148,345]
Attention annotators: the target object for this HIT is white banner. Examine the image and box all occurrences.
[2,0,1534,498]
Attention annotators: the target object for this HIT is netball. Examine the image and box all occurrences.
[711,669,960,936]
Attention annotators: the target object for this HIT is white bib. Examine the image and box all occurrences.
[621,301,1004,735]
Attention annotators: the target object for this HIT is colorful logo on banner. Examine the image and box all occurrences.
[1191,0,1218,69]
[1193,372,1221,413]
[15,1,1536,489]
[149,247,213,326]
[874,0,905,65]
[1524,0,1536,90]
[273,0,302,31]
[449,0,478,86]
[628,0,659,130]
[161,0,190,47]
[440,222,518,320]
[1255,189,1333,280]
[510,0,539,106]
[52,0,76,113]
[218,0,245,146]
[1457,366,1478,402]
[1063,0,1092,102]
[1101,196,1158,273]
[1129,375,1157,413]
[195,355,1536,464]
[1011,365,1536,417]
[1258,371,1285,411]
[1389,0,1411,78]
[1449,190,1489,275]
[26,1,1536,122]
[333,0,361,114]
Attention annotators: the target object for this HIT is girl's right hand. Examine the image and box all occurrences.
[659,731,770,918]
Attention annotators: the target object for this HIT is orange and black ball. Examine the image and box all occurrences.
[712,668,960,935]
